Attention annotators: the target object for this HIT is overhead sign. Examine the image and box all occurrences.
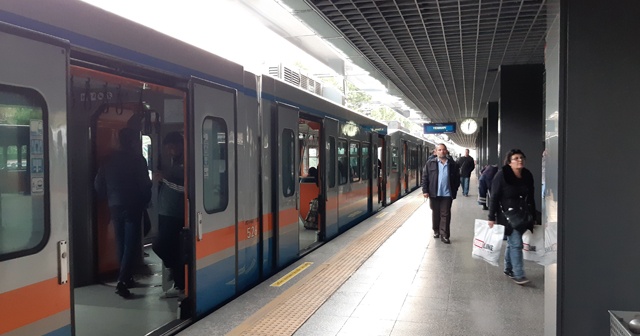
[423,122,456,134]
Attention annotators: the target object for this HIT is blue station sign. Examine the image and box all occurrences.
[423,122,456,134]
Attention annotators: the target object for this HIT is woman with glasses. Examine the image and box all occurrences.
[487,149,536,285]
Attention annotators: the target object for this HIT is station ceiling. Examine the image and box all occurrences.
[292,0,548,148]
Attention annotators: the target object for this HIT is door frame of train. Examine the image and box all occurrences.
[272,102,300,268]
[188,77,237,316]
[372,134,383,212]
[0,24,72,335]
[383,134,391,205]
[322,117,339,239]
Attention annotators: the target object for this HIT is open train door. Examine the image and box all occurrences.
[189,78,237,315]
[0,26,71,334]
[372,133,383,213]
[383,134,391,205]
[322,117,339,239]
[273,103,300,268]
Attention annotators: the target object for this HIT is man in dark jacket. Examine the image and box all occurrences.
[478,164,499,210]
[153,132,186,299]
[457,149,475,196]
[421,143,460,244]
[94,127,152,298]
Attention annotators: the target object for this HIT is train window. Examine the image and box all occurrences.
[202,117,229,213]
[281,129,295,197]
[337,139,347,185]
[391,146,399,172]
[349,142,360,182]
[141,135,152,180]
[361,144,369,181]
[328,137,336,188]
[0,85,48,261]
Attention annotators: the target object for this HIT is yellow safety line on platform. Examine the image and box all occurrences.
[270,262,313,287]
[228,193,425,336]
[376,211,388,218]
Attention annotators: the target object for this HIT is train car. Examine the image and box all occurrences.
[0,1,425,335]
[387,130,433,203]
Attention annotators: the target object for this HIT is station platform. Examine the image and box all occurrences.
[179,177,544,336]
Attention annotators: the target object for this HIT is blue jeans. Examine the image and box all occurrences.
[505,229,525,279]
[460,177,470,196]
[111,206,143,283]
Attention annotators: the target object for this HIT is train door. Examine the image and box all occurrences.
[298,118,320,252]
[273,103,299,268]
[322,117,339,240]
[402,141,409,194]
[0,27,70,335]
[384,135,391,205]
[190,78,236,314]
[73,65,187,334]
[373,135,384,211]
[372,138,381,213]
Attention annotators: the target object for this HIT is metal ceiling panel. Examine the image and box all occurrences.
[305,0,547,147]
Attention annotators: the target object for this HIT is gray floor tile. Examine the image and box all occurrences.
[391,320,446,336]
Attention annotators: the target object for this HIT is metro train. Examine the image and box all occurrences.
[0,1,435,335]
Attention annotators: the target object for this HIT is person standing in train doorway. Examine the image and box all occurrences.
[94,127,152,298]
[457,148,475,197]
[153,132,186,299]
[421,143,460,244]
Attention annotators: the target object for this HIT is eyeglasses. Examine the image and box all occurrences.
[511,157,525,161]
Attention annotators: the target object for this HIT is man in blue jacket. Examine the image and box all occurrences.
[421,143,460,244]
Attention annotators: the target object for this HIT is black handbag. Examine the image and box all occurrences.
[502,195,534,232]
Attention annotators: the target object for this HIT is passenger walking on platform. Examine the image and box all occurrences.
[427,148,437,161]
[153,132,186,299]
[488,149,536,285]
[478,164,499,210]
[421,143,460,244]
[94,127,152,298]
[457,149,475,196]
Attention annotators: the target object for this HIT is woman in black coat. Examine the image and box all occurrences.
[487,149,536,285]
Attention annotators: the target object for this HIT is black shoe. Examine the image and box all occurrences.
[433,233,440,238]
[116,282,132,298]
[441,237,451,244]
[504,270,515,278]
[124,277,139,288]
[482,205,489,210]
[513,277,530,285]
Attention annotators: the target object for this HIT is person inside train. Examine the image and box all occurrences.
[94,127,152,298]
[152,132,186,299]
[300,166,318,186]
[338,159,348,185]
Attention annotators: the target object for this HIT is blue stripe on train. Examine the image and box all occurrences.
[45,324,71,336]
[195,237,273,316]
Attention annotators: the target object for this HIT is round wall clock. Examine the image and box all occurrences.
[460,118,478,135]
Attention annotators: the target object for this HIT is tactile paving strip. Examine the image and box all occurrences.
[228,194,425,336]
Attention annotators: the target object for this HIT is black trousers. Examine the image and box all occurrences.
[153,215,185,289]
[429,197,453,238]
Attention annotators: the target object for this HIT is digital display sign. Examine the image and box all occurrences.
[423,123,456,134]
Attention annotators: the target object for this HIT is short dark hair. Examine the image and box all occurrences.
[504,148,526,165]
[163,132,183,146]
[118,128,139,149]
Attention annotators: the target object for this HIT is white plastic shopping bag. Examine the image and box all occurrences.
[472,219,505,266]
[522,227,545,262]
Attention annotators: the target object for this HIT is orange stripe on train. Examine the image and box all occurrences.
[0,278,70,334]
[195,210,296,261]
